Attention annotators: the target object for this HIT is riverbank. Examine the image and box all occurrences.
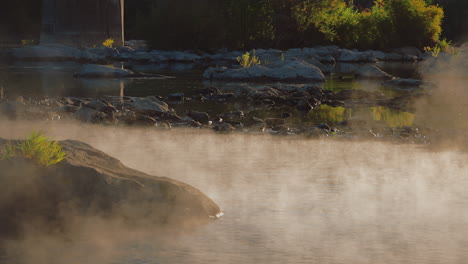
[1,44,466,148]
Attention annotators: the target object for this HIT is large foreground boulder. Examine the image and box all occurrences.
[203,60,325,82]
[0,139,221,236]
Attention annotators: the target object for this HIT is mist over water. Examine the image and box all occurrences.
[0,121,467,264]
[1,49,468,263]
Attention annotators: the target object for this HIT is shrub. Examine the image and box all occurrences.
[1,132,66,167]
[102,38,115,48]
[293,0,443,49]
[237,50,261,68]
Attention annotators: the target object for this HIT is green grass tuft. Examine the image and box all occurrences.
[1,131,66,167]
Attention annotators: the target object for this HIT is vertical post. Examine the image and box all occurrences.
[119,80,125,110]
[121,0,125,46]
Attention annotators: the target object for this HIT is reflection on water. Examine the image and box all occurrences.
[371,106,415,127]
[0,124,467,264]
[307,105,350,124]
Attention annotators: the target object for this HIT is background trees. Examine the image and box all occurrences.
[0,0,42,43]
[126,0,447,50]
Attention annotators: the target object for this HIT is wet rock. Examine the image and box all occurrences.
[372,51,403,61]
[168,93,185,101]
[63,97,87,106]
[355,64,395,80]
[73,107,108,123]
[115,46,135,54]
[303,127,327,138]
[220,110,244,119]
[336,49,377,63]
[315,55,336,64]
[86,46,119,59]
[116,109,137,125]
[317,123,331,131]
[382,79,436,90]
[393,46,422,58]
[333,62,360,74]
[245,116,265,125]
[57,105,80,113]
[164,51,202,62]
[213,122,235,132]
[188,110,210,124]
[75,64,135,78]
[130,52,154,62]
[195,87,221,95]
[161,112,183,122]
[262,99,276,105]
[225,120,243,128]
[265,118,285,127]
[187,120,203,128]
[134,115,157,127]
[203,60,326,82]
[0,139,221,236]
[127,96,170,116]
[249,87,282,101]
[296,99,314,112]
[271,124,290,132]
[85,100,116,113]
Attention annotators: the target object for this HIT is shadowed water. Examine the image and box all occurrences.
[0,122,467,264]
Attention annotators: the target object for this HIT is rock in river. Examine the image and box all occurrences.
[203,60,325,82]
[355,64,395,80]
[0,138,221,237]
[126,96,170,116]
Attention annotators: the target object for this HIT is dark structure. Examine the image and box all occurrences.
[40,0,124,46]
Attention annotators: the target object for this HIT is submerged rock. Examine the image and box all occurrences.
[355,64,395,80]
[0,139,221,237]
[382,79,437,90]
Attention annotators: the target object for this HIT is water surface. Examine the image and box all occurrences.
[0,123,467,264]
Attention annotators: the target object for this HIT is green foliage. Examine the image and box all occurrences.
[237,50,261,68]
[294,0,443,49]
[1,142,17,160]
[424,38,459,57]
[130,0,444,50]
[102,38,115,48]
[0,132,66,167]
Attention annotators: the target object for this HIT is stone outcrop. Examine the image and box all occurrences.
[203,60,326,82]
[0,139,221,237]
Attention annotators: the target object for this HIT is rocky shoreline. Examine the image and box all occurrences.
[1,43,466,146]
[0,80,436,144]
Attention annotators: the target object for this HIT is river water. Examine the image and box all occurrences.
[0,62,467,263]
[0,123,467,264]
